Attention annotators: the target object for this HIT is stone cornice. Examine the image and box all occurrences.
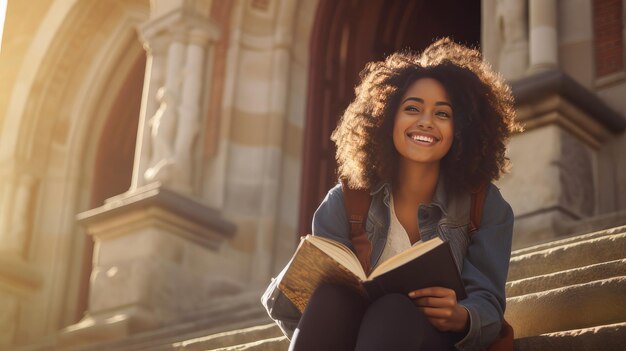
[511,69,626,133]
[77,183,236,246]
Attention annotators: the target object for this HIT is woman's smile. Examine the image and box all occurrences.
[406,131,440,146]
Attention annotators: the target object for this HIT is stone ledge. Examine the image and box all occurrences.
[175,324,282,351]
[508,231,626,281]
[77,182,236,248]
[514,322,626,351]
[506,259,626,297]
[505,277,626,338]
[59,291,271,351]
[511,225,626,258]
[511,69,625,133]
[211,336,288,351]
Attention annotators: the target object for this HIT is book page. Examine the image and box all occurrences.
[368,237,443,279]
[308,236,367,280]
[279,237,367,313]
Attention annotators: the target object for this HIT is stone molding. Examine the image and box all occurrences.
[77,182,236,247]
[512,69,626,134]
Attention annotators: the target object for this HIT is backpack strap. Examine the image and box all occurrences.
[468,182,515,351]
[340,179,373,275]
[468,182,488,238]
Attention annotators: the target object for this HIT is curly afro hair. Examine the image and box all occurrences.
[331,38,521,196]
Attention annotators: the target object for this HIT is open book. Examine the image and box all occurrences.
[277,235,466,313]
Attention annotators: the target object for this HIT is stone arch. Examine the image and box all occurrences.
[0,0,150,342]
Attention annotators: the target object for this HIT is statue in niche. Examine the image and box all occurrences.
[496,0,528,79]
[145,87,178,183]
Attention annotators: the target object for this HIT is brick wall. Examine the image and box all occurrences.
[593,0,625,77]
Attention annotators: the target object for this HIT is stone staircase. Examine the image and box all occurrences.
[505,225,626,350]
[111,225,626,350]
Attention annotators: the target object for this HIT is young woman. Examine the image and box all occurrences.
[262,38,519,351]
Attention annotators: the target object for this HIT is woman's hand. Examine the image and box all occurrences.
[408,287,469,332]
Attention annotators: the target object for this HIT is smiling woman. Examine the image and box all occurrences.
[263,38,521,351]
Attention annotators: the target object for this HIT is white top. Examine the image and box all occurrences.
[376,193,421,267]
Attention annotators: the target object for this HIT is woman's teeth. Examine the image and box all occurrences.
[411,134,435,143]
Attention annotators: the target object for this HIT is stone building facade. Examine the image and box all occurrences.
[0,0,624,350]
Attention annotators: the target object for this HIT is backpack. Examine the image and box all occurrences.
[340,180,514,351]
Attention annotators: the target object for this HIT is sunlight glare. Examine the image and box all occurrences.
[0,0,6,53]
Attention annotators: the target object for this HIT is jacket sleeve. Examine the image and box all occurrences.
[311,183,354,250]
[456,184,514,351]
[260,183,351,339]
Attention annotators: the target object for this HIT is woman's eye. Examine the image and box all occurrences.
[405,106,420,112]
[436,111,451,118]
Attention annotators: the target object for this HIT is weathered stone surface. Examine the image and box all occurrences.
[514,322,626,351]
[57,291,271,351]
[506,259,626,297]
[177,324,282,351]
[210,336,288,351]
[506,277,626,338]
[508,230,626,281]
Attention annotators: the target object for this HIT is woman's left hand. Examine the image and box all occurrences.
[408,287,469,332]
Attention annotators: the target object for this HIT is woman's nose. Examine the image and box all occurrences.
[417,112,434,129]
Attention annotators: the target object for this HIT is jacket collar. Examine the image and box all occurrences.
[370,174,449,215]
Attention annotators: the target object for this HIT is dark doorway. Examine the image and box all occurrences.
[299,0,481,236]
[75,52,145,323]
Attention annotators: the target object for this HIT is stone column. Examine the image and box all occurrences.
[496,0,529,80]
[528,0,558,72]
[174,29,213,192]
[501,70,624,249]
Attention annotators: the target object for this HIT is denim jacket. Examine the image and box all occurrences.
[261,180,514,351]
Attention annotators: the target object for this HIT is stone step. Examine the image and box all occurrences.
[201,322,626,351]
[209,336,288,351]
[514,322,626,351]
[508,229,626,281]
[510,225,626,257]
[505,276,626,338]
[173,228,626,351]
[506,258,626,297]
[174,324,282,351]
[210,322,626,351]
[58,291,273,351]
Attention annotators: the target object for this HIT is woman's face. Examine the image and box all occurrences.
[392,78,454,166]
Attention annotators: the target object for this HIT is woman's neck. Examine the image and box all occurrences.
[393,160,440,206]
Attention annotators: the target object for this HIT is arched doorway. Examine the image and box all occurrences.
[299,0,481,235]
[75,53,145,322]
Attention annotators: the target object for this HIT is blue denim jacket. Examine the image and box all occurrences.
[261,180,513,350]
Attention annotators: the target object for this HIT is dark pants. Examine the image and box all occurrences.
[289,284,460,351]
